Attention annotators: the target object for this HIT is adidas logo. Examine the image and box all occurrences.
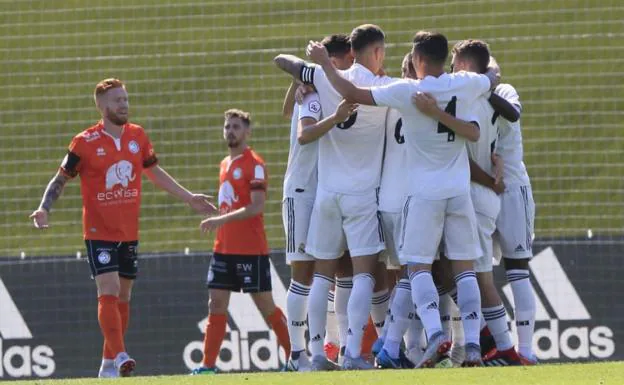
[464,312,479,321]
[426,302,438,310]
[0,278,55,378]
[502,247,614,361]
[291,320,307,327]
[310,334,322,342]
[515,244,525,252]
[184,260,289,372]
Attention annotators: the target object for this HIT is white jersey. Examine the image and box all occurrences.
[378,108,407,213]
[301,63,394,194]
[371,71,491,200]
[282,92,321,198]
[494,83,531,187]
[467,95,500,219]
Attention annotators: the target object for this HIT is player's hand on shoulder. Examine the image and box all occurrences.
[334,99,358,123]
[295,84,315,105]
[412,92,440,118]
[306,41,330,66]
[188,193,217,215]
[29,208,49,229]
[200,216,223,233]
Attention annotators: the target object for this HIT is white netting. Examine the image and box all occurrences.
[1,0,622,257]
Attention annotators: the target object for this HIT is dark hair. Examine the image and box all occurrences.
[452,39,491,74]
[350,24,385,52]
[412,31,448,65]
[321,34,351,57]
[224,108,251,126]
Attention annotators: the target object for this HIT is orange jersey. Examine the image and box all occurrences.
[213,147,269,255]
[60,121,158,241]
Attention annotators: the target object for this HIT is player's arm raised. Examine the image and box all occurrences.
[281,80,298,119]
[273,54,307,80]
[298,100,357,145]
[144,165,215,214]
[306,41,376,105]
[413,92,480,142]
[200,190,266,233]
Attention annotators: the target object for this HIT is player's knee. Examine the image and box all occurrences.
[314,259,338,277]
[95,273,121,296]
[503,257,529,270]
[208,296,229,314]
[291,262,314,285]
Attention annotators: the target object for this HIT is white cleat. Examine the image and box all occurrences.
[341,355,374,370]
[310,355,341,371]
[287,352,312,372]
[114,352,136,377]
[98,359,118,378]
[415,332,451,368]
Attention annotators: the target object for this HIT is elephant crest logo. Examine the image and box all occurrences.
[105,160,136,190]
[218,180,239,211]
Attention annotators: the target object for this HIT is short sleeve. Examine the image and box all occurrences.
[59,136,83,178]
[455,99,479,128]
[249,159,267,191]
[141,130,158,169]
[299,92,322,121]
[370,80,412,110]
[495,83,522,112]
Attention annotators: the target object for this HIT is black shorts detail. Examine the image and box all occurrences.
[85,240,139,279]
[207,253,272,293]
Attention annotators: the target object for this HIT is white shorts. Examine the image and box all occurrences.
[306,187,385,259]
[282,196,315,264]
[399,194,480,265]
[380,211,402,270]
[495,185,535,259]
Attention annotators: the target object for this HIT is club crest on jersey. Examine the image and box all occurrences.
[97,251,111,264]
[233,167,242,180]
[218,180,239,210]
[128,140,140,154]
[309,100,321,114]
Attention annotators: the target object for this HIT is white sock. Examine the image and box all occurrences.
[483,305,513,351]
[409,270,442,339]
[405,314,425,351]
[287,280,310,354]
[371,289,390,336]
[325,290,339,345]
[455,271,481,346]
[437,287,453,339]
[345,273,375,358]
[507,269,536,358]
[380,287,397,340]
[335,276,352,349]
[384,279,411,358]
[308,274,334,357]
[451,303,464,347]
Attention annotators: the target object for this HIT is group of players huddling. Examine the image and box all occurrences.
[273,24,536,371]
[29,23,536,377]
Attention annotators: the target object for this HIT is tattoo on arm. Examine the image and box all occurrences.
[273,54,306,80]
[39,173,69,212]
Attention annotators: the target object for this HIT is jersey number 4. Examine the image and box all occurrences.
[437,96,456,142]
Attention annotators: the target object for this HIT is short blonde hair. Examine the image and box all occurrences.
[224,108,251,126]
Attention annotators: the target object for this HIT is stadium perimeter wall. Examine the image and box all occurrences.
[0,239,621,379]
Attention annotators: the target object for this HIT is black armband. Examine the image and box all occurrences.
[299,65,315,85]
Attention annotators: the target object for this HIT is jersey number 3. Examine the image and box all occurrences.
[437,96,456,142]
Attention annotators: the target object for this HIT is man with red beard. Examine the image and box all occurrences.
[29,78,214,378]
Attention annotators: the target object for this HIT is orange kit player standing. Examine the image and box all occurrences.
[191,109,291,375]
[29,78,215,378]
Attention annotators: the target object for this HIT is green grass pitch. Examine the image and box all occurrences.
[9,362,624,385]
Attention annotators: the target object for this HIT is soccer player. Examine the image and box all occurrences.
[192,109,291,375]
[274,24,394,370]
[374,53,421,369]
[281,33,356,371]
[450,40,522,365]
[29,78,215,378]
[306,30,499,367]
[493,74,537,366]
